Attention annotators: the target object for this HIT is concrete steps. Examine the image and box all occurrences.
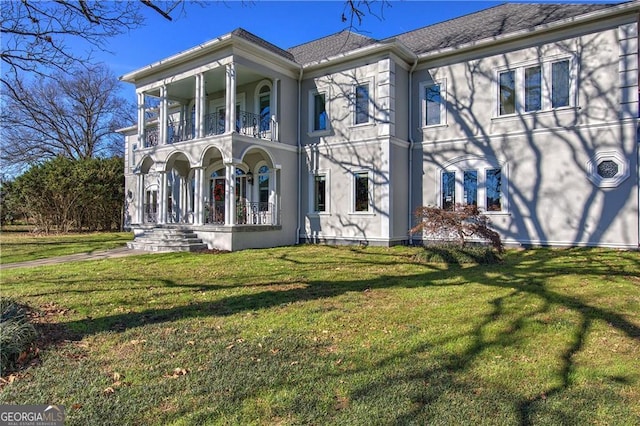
[127,226,208,252]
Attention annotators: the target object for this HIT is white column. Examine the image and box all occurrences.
[272,78,279,141]
[225,63,236,134]
[195,73,205,139]
[137,91,145,148]
[159,85,168,145]
[179,178,187,223]
[272,168,279,225]
[136,173,144,224]
[159,171,167,224]
[226,163,236,225]
[193,167,205,225]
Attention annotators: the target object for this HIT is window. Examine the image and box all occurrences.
[442,171,455,210]
[425,84,442,125]
[499,71,516,115]
[586,150,630,188]
[439,158,507,213]
[314,175,326,212]
[420,80,445,127]
[354,172,369,212]
[498,58,573,116]
[258,85,271,132]
[463,171,478,206]
[355,84,370,125]
[524,66,542,112]
[551,60,570,108]
[485,169,502,211]
[312,92,327,132]
[258,165,270,211]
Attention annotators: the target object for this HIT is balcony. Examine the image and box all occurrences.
[142,110,276,148]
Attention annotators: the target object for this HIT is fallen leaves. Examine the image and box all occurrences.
[164,367,190,379]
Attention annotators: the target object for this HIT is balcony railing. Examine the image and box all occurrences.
[140,110,276,148]
[237,201,275,225]
[204,201,276,225]
[144,126,159,148]
[168,119,195,144]
[204,112,226,137]
[205,201,225,225]
[143,203,158,224]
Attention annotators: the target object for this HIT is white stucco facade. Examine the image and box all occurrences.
[120,2,640,251]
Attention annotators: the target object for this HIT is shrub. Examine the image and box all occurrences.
[410,204,504,253]
[0,298,37,374]
[413,243,503,265]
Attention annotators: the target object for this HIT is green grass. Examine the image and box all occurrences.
[0,231,133,264]
[0,238,639,425]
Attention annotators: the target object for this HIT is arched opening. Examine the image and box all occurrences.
[165,151,193,223]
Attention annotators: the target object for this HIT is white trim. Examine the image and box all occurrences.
[586,150,630,188]
[437,156,509,213]
[494,55,577,117]
[308,87,330,135]
[351,170,373,214]
[309,169,331,214]
[352,79,375,126]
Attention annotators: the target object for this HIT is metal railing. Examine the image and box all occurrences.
[140,111,276,147]
[167,119,195,144]
[204,201,276,225]
[143,203,158,224]
[237,201,275,225]
[204,112,225,136]
[144,126,159,148]
[205,201,226,225]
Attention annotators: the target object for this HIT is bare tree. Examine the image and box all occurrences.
[1,64,133,169]
[1,1,386,82]
[0,1,189,82]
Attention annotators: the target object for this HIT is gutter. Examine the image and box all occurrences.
[296,65,304,245]
[407,56,418,245]
[415,1,640,63]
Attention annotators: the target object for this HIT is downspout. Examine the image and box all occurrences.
[407,56,418,245]
[296,65,304,245]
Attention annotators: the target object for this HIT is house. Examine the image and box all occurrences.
[119,1,640,251]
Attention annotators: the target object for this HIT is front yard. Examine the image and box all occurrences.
[0,236,638,425]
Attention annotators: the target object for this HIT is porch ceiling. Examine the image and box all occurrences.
[163,63,267,101]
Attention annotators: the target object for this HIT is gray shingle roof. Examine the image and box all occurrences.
[285,3,617,65]
[390,3,614,55]
[287,30,379,65]
[231,28,296,62]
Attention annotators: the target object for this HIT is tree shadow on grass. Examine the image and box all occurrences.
[40,249,640,423]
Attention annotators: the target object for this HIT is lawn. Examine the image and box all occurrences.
[0,238,639,425]
[0,230,133,264]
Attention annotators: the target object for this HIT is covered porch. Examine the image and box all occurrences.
[129,144,282,250]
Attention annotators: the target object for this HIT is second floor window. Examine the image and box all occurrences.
[498,58,572,116]
[355,84,370,125]
[420,80,445,127]
[313,92,327,131]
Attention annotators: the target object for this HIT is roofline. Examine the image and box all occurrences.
[300,38,417,71]
[120,31,301,83]
[416,0,639,62]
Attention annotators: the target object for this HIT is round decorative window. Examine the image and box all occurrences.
[587,151,629,188]
[596,160,619,179]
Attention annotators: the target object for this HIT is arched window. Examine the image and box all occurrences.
[256,83,271,132]
[439,156,508,213]
[257,165,270,211]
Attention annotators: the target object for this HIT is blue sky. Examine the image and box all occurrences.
[85,1,615,97]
